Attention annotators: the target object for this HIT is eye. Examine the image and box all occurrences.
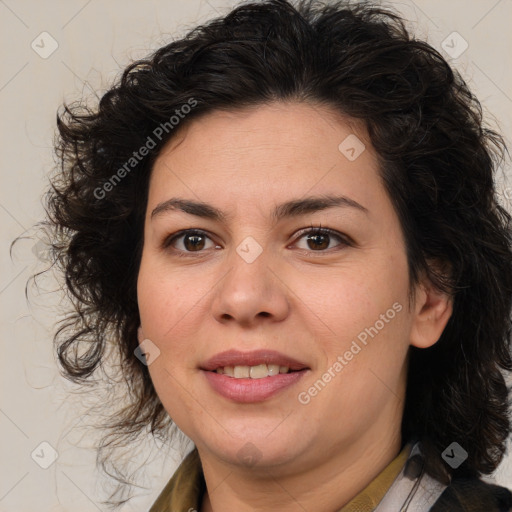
[292,225,351,252]
[163,229,219,254]
[162,225,351,256]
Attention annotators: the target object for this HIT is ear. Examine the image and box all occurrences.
[137,326,145,343]
[410,268,453,349]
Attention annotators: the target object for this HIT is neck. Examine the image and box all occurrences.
[198,414,403,512]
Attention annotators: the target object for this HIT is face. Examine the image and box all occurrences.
[137,102,443,474]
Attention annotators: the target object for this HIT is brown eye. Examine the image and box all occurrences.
[183,233,206,251]
[164,230,217,253]
[294,227,349,252]
[305,232,330,250]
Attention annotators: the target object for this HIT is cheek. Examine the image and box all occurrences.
[298,296,409,440]
[137,258,205,340]
[305,263,410,406]
[291,257,408,350]
[137,263,206,427]
[290,244,411,402]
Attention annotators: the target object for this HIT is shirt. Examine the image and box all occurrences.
[149,442,414,512]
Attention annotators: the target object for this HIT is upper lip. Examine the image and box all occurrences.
[200,349,309,371]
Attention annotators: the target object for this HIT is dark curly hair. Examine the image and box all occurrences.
[40,0,512,507]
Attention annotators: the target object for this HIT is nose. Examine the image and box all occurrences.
[210,240,290,328]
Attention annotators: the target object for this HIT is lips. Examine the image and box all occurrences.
[200,349,309,372]
[200,349,310,402]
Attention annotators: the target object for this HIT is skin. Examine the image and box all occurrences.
[136,101,453,512]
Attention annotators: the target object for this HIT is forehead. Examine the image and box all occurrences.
[158,101,368,161]
[147,101,387,222]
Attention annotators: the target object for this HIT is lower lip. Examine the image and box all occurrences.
[202,369,308,403]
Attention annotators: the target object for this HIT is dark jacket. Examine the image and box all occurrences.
[372,445,512,512]
[431,478,512,511]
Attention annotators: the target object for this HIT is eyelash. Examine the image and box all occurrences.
[162,224,352,257]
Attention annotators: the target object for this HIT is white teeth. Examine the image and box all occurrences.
[249,364,268,379]
[267,364,280,376]
[214,364,291,378]
[234,365,250,378]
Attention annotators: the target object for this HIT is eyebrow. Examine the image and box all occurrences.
[150,194,369,223]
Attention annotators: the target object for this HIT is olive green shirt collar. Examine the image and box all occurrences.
[149,443,413,512]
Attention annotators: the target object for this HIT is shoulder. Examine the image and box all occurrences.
[431,477,512,512]
[386,441,512,512]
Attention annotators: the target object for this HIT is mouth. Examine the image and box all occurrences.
[200,348,310,375]
[211,363,302,379]
[200,349,310,402]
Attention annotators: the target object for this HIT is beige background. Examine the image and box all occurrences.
[1,0,511,510]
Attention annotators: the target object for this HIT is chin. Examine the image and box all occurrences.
[199,426,309,469]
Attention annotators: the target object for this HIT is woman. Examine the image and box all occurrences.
[45,0,512,510]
